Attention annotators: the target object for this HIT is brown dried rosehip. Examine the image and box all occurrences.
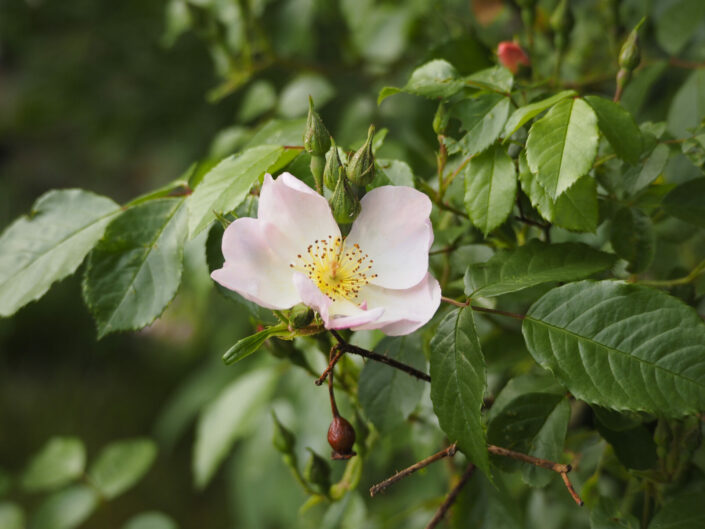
[327,415,356,459]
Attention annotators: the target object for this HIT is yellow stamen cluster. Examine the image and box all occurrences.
[290,235,377,301]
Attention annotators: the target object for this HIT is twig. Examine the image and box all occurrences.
[315,345,345,385]
[440,296,469,308]
[425,463,476,529]
[561,472,584,507]
[329,330,431,382]
[370,444,457,497]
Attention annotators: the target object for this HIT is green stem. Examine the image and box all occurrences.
[638,258,705,287]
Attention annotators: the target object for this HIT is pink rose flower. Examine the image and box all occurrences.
[211,173,441,335]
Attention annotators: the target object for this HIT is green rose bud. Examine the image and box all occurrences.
[619,18,644,72]
[433,102,450,135]
[346,125,375,187]
[323,138,345,191]
[329,172,361,225]
[304,96,331,156]
[304,448,331,494]
[271,412,296,454]
[289,304,314,328]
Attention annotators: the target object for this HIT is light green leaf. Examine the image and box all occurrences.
[667,69,705,139]
[238,80,277,122]
[244,118,307,148]
[186,145,299,236]
[610,207,655,274]
[372,159,414,188]
[30,485,98,529]
[655,0,705,55]
[503,90,576,139]
[88,439,157,500]
[0,189,119,318]
[122,512,179,529]
[378,59,463,104]
[464,145,517,235]
[465,66,514,93]
[278,74,335,118]
[430,308,490,476]
[623,144,670,196]
[21,437,85,493]
[452,94,511,157]
[649,492,705,529]
[193,368,277,489]
[222,325,289,365]
[584,95,642,165]
[663,177,705,228]
[519,152,598,232]
[82,198,187,339]
[465,240,616,298]
[526,98,599,199]
[523,280,705,417]
[358,335,427,433]
[0,502,25,529]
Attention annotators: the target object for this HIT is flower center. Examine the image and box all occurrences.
[290,235,377,302]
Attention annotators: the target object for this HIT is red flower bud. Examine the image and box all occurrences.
[497,41,530,74]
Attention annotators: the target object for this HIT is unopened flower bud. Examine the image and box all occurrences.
[327,416,356,459]
[304,97,331,156]
[304,448,331,494]
[497,41,530,74]
[271,412,296,454]
[323,139,344,191]
[329,173,361,225]
[347,125,375,187]
[289,304,314,328]
[619,18,644,72]
[433,102,450,135]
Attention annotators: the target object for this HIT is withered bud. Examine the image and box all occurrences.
[327,415,356,459]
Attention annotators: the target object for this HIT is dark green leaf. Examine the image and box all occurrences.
[21,437,85,493]
[595,421,657,470]
[452,94,511,157]
[590,496,639,529]
[82,198,187,339]
[186,145,299,236]
[526,98,599,199]
[503,90,576,139]
[430,308,490,476]
[667,69,705,139]
[378,59,463,104]
[649,492,705,529]
[610,207,655,274]
[464,145,517,235]
[655,0,705,55]
[523,280,705,417]
[193,368,276,489]
[465,240,616,298]
[0,189,119,317]
[584,96,642,165]
[30,485,98,529]
[358,335,427,432]
[663,177,705,228]
[88,439,157,499]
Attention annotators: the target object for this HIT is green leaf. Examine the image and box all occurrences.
[186,145,298,236]
[667,69,705,139]
[358,335,427,433]
[522,280,705,417]
[193,368,277,489]
[430,308,490,476]
[465,240,616,298]
[503,90,576,139]
[21,437,85,493]
[522,399,571,487]
[0,502,25,529]
[238,80,277,123]
[595,421,657,470]
[378,59,463,104]
[610,207,655,274]
[88,439,157,500]
[464,145,517,235]
[244,118,307,148]
[623,143,670,196]
[663,177,705,228]
[590,496,639,529]
[82,198,187,339]
[452,94,511,156]
[222,325,289,365]
[122,512,178,529]
[526,98,599,199]
[30,485,98,529]
[0,189,119,318]
[519,152,598,232]
[649,492,705,529]
[655,0,705,55]
[584,96,642,165]
[372,159,414,188]
[621,62,668,118]
[278,73,335,118]
[465,66,514,93]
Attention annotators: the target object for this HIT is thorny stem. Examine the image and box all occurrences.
[425,463,476,529]
[329,330,431,382]
[488,445,571,473]
[369,444,457,497]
